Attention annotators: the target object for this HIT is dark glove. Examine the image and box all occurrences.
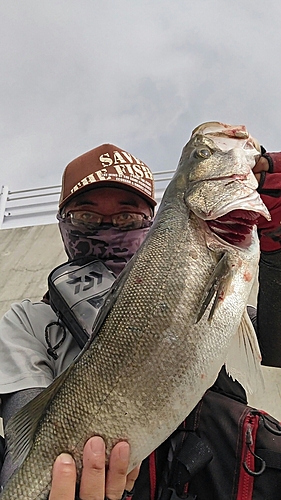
[253,149,281,367]
[254,150,281,252]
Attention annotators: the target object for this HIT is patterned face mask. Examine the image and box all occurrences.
[57,215,152,276]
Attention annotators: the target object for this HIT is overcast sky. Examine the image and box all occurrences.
[1,0,281,192]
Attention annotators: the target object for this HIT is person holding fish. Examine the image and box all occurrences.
[0,125,281,500]
[0,143,157,500]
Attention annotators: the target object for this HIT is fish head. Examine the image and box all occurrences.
[182,121,262,192]
[177,121,271,248]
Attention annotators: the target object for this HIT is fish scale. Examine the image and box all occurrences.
[1,122,270,499]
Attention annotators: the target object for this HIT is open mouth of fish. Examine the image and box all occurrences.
[207,209,259,247]
[193,178,271,249]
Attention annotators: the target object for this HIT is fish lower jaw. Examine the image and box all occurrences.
[205,190,270,222]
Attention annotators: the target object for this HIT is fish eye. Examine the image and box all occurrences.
[193,148,212,159]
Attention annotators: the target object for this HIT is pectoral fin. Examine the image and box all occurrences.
[5,363,74,467]
[225,310,263,396]
[196,252,232,322]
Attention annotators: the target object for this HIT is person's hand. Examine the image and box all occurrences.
[252,155,269,183]
[49,436,140,500]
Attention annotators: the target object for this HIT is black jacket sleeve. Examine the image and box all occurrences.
[257,250,281,367]
[256,151,281,367]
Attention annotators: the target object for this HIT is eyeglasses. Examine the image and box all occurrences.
[63,210,153,231]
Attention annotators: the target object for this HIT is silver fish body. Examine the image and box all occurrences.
[1,122,270,499]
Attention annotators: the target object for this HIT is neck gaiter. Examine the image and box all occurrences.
[57,216,152,276]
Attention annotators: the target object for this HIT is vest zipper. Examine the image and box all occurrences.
[236,412,260,499]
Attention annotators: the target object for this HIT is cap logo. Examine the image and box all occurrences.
[70,149,153,197]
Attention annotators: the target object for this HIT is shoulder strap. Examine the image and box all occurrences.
[0,434,5,472]
[167,431,212,499]
[155,412,213,500]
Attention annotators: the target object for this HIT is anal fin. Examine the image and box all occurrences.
[225,310,263,397]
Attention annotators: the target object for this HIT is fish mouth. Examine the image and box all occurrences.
[204,191,270,248]
[207,210,259,247]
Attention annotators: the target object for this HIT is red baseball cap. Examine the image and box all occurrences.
[59,144,157,211]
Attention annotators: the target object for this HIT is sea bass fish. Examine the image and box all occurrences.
[1,122,270,499]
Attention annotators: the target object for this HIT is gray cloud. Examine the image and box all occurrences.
[0,0,281,191]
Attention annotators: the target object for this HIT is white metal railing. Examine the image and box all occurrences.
[0,170,175,229]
